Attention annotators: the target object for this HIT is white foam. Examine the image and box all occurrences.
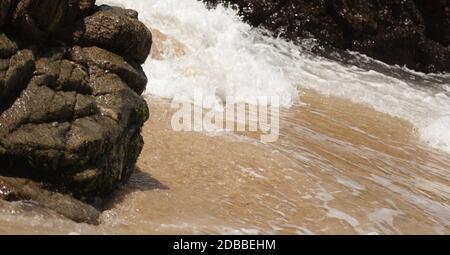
[99,0,298,107]
[99,0,450,153]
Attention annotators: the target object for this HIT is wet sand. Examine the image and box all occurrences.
[1,91,449,234]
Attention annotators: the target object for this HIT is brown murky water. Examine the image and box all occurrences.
[1,93,449,234]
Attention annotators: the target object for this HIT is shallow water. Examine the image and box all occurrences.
[0,0,449,234]
[2,96,449,234]
[99,0,450,153]
[114,97,450,234]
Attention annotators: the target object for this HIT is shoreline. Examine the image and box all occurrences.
[3,92,448,234]
[0,0,449,236]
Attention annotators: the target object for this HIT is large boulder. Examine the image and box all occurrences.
[0,0,151,224]
[205,0,450,73]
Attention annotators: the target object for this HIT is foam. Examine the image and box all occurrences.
[99,0,450,153]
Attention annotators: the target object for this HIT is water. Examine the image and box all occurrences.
[100,0,450,154]
[0,0,449,234]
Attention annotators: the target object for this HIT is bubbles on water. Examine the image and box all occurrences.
[421,115,450,153]
[100,0,450,153]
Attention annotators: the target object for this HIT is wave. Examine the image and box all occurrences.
[99,0,450,153]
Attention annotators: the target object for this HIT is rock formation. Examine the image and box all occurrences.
[0,0,152,224]
[205,0,450,73]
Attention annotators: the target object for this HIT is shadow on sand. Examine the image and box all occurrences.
[102,167,169,210]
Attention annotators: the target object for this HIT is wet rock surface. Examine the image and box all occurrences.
[0,176,100,224]
[205,0,450,73]
[0,0,151,224]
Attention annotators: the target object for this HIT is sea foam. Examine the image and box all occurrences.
[99,0,450,153]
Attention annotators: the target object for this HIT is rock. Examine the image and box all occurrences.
[0,0,151,224]
[205,0,450,73]
[0,45,34,107]
[0,176,100,224]
[3,0,94,40]
[68,46,148,94]
[0,33,18,58]
[0,41,149,198]
[71,5,153,64]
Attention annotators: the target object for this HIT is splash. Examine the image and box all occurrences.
[99,0,450,153]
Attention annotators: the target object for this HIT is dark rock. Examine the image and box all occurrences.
[3,0,93,40]
[0,33,18,58]
[0,0,151,224]
[70,5,153,64]
[0,176,100,224]
[68,46,148,94]
[205,0,450,73]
